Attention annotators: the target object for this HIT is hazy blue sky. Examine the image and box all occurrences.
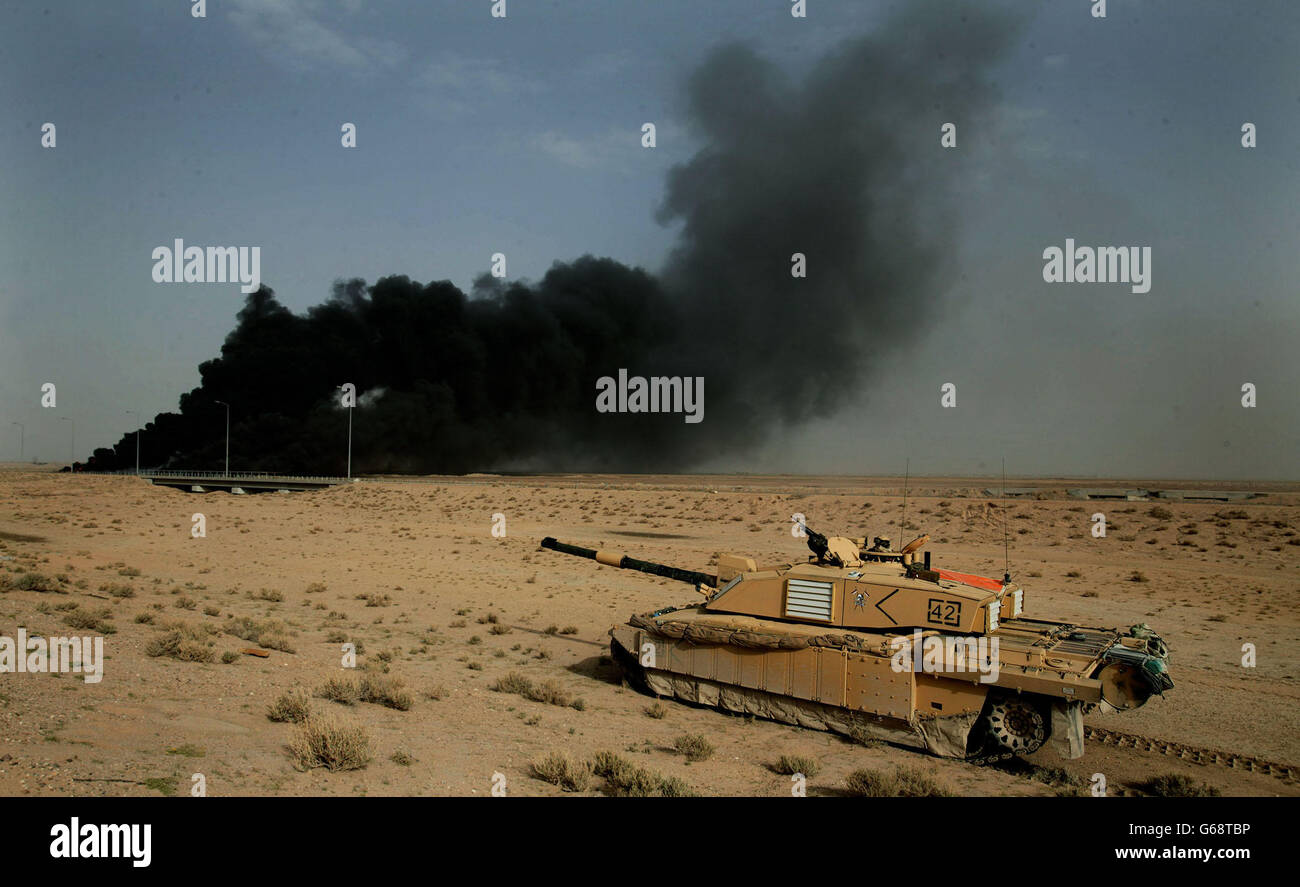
[1,0,1296,478]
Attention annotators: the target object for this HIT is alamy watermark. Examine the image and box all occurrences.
[50,818,149,867]
[890,629,999,683]
[152,239,261,293]
[595,369,703,424]
[0,629,103,683]
[1042,239,1151,293]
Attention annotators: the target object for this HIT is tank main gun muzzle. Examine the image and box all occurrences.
[541,537,717,588]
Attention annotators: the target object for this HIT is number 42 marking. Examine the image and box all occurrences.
[927,599,961,627]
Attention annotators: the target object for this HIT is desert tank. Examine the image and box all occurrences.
[541,526,1172,760]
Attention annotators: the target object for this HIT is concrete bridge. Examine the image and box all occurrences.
[141,470,353,493]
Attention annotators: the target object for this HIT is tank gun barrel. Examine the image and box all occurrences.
[541,537,717,588]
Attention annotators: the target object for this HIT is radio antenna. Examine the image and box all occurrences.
[900,458,910,544]
[1001,457,1010,585]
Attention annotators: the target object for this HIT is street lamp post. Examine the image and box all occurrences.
[214,401,230,476]
[336,386,353,479]
[59,416,75,466]
[10,422,22,462]
[126,410,141,475]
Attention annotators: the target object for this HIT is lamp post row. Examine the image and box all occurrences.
[125,410,141,476]
[213,400,230,476]
[11,394,354,477]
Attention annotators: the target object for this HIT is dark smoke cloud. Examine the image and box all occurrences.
[90,3,1020,475]
[654,4,1019,461]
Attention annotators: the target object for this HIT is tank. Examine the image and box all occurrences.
[541,526,1172,760]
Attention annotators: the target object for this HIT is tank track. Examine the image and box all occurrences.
[967,728,1298,781]
[1084,727,1297,784]
[966,748,1019,766]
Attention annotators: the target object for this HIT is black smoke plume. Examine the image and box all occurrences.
[91,4,1018,475]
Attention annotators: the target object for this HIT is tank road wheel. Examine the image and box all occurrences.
[983,696,1047,755]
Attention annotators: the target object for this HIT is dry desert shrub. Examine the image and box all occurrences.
[672,733,715,762]
[490,670,584,709]
[99,582,135,598]
[1141,773,1220,797]
[526,679,573,707]
[257,630,296,653]
[315,674,413,711]
[491,671,533,691]
[1024,765,1084,796]
[359,673,413,711]
[266,688,312,723]
[845,765,951,797]
[224,615,296,652]
[591,751,694,797]
[145,625,215,663]
[12,572,60,593]
[158,617,220,636]
[529,752,591,792]
[142,776,178,796]
[772,754,819,778]
[316,676,361,705]
[61,606,116,634]
[288,712,371,772]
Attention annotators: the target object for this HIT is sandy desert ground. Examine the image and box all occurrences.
[0,465,1296,797]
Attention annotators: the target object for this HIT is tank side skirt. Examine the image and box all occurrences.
[612,625,989,757]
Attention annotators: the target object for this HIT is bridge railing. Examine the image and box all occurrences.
[142,470,350,483]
